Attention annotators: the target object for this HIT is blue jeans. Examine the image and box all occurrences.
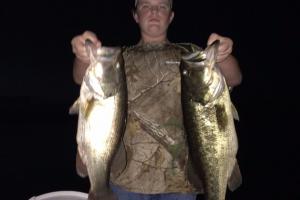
[110,184,197,200]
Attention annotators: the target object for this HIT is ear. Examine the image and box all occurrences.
[132,10,139,23]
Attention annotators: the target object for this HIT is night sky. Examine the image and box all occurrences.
[1,0,299,199]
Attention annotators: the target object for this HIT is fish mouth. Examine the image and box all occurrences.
[182,51,206,70]
[182,51,206,62]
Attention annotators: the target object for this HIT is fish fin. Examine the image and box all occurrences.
[231,103,240,121]
[69,99,80,115]
[227,160,242,191]
[76,151,88,178]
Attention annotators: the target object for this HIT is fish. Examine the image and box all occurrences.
[69,40,127,200]
[180,40,242,200]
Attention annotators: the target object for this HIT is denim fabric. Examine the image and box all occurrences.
[111,184,197,200]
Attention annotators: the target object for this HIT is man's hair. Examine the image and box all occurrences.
[134,0,173,9]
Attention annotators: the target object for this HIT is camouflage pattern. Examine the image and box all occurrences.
[110,43,203,194]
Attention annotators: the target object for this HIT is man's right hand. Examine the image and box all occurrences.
[71,31,102,63]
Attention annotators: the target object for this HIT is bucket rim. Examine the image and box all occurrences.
[29,191,88,200]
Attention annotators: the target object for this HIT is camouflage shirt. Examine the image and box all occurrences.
[110,42,203,194]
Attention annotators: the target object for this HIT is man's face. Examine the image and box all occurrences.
[133,0,174,41]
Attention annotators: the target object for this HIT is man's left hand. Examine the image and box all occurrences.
[207,33,233,63]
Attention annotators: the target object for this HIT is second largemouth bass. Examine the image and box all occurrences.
[180,40,242,200]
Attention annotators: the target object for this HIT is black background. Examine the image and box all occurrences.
[1,0,299,199]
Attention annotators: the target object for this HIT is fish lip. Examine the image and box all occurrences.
[182,51,206,61]
[182,51,199,60]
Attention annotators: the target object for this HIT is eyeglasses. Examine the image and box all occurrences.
[136,3,171,13]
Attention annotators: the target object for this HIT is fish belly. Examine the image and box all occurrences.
[77,95,122,200]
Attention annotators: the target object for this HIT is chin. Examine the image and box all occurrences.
[147,26,164,34]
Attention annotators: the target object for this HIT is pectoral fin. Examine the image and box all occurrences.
[227,161,242,191]
[69,99,80,115]
[231,103,239,121]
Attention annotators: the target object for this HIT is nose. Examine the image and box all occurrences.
[150,5,159,13]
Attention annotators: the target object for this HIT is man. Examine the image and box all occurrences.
[71,0,242,199]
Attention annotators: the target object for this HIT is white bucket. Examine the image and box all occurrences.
[29,191,88,200]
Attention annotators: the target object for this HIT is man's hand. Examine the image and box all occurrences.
[71,31,102,63]
[207,33,233,63]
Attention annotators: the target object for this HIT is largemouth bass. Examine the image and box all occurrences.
[70,41,127,200]
[180,40,242,200]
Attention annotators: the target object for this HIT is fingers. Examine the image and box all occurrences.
[71,31,102,63]
[207,33,220,46]
[207,33,233,62]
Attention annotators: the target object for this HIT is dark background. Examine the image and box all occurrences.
[1,0,299,199]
